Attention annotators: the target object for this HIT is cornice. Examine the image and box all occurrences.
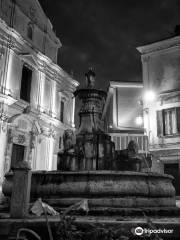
[110,81,143,88]
[0,93,17,105]
[0,18,79,90]
[137,36,180,55]
[159,89,180,97]
[38,112,73,130]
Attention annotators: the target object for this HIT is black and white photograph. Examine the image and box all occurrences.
[0,0,180,239]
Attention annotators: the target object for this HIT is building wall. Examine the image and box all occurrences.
[138,36,180,195]
[103,81,143,130]
[0,0,79,185]
[138,36,180,149]
[0,0,60,63]
[102,81,146,152]
[116,86,143,129]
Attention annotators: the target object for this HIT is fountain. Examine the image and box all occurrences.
[58,68,115,171]
[2,69,176,212]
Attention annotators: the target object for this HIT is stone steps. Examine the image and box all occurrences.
[53,206,180,217]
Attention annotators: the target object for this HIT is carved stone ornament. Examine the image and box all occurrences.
[0,112,8,122]
[17,134,26,144]
[48,129,55,138]
[30,131,36,149]
[29,6,37,23]
[1,121,7,132]
[0,51,4,64]
[85,68,96,89]
[40,127,45,135]
[63,129,76,151]
[23,106,31,114]
[48,124,55,138]
[142,55,150,63]
[7,40,15,50]
[7,129,13,144]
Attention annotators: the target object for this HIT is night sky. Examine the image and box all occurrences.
[39,0,180,90]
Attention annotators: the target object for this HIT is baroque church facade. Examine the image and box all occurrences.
[0,0,78,185]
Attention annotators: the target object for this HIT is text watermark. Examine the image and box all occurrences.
[134,226,173,236]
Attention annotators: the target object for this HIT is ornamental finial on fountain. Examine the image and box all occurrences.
[85,67,95,88]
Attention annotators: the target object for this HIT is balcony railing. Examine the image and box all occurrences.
[109,133,148,153]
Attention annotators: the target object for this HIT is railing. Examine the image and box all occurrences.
[109,133,148,153]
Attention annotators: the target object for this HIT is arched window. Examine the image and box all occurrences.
[27,24,33,40]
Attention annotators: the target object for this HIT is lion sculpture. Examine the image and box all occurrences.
[63,129,76,151]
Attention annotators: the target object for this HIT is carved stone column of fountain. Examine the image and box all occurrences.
[73,69,115,171]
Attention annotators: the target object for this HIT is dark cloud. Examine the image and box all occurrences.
[39,0,180,90]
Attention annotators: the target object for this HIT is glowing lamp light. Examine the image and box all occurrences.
[144,90,156,102]
[135,116,143,126]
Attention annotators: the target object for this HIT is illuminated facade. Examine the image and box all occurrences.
[137,34,180,195]
[102,81,148,153]
[0,0,78,185]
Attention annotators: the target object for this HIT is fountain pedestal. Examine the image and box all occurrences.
[2,170,176,210]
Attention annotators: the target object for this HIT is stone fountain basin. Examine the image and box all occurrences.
[3,171,176,208]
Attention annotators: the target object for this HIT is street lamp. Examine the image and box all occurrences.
[143,90,156,102]
[135,116,143,126]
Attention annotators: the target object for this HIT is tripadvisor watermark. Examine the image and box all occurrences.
[134,226,173,236]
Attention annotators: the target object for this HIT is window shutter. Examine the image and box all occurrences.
[157,110,163,137]
[176,107,180,133]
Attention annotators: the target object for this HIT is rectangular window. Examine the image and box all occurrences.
[164,108,177,135]
[157,107,180,136]
[20,65,32,102]
[60,100,64,122]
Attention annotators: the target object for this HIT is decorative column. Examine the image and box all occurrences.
[37,71,45,111]
[0,103,8,185]
[47,125,55,170]
[49,79,54,117]
[142,55,151,139]
[142,55,150,92]
[1,40,15,94]
[28,130,37,169]
[112,87,117,127]
[51,80,56,117]
[0,51,5,90]
[71,94,75,128]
